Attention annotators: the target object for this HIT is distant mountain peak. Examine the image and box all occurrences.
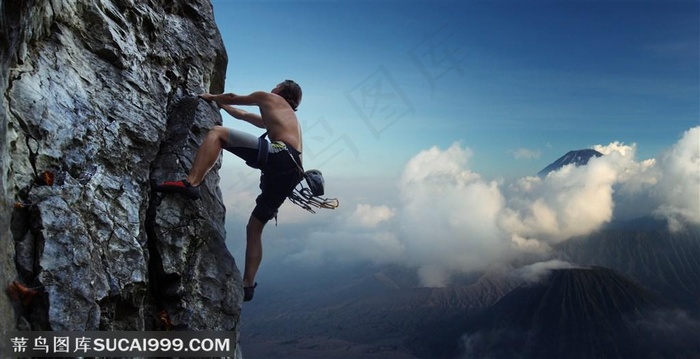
[537,149,603,177]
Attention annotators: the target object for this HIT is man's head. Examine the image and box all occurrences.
[273,80,302,111]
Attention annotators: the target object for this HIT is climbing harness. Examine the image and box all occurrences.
[246,132,270,169]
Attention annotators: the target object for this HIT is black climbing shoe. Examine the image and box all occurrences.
[243,283,257,302]
[154,179,200,200]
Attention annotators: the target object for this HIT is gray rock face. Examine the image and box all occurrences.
[1,0,242,354]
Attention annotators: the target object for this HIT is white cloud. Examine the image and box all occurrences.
[391,128,699,285]
[654,127,700,230]
[397,143,513,286]
[512,148,542,160]
[513,260,579,283]
[280,203,402,266]
[222,127,700,287]
[348,204,395,228]
[285,228,404,267]
[417,265,451,288]
[594,141,635,156]
[500,147,623,243]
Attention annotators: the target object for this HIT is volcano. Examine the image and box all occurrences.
[457,267,700,359]
[537,149,603,177]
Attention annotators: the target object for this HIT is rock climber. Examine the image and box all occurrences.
[154,80,304,302]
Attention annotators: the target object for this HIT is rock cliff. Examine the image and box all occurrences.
[1,0,241,355]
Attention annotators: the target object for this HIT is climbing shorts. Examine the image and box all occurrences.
[223,129,303,223]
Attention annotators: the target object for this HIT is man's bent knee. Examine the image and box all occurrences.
[209,125,230,144]
[251,199,279,225]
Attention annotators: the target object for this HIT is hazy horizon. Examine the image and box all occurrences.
[208,1,699,286]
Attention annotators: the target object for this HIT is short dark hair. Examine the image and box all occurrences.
[278,80,302,111]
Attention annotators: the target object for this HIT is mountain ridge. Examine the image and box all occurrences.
[242,224,700,358]
[557,221,700,312]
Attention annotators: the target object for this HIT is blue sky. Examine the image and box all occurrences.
[209,1,699,277]
[211,0,698,182]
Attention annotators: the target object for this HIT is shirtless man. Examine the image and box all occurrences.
[154,80,303,302]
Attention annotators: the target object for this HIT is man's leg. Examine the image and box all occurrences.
[243,214,266,301]
[153,126,230,199]
[186,126,229,186]
[243,214,265,287]
[155,126,261,199]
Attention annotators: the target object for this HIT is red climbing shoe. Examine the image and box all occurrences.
[154,179,201,200]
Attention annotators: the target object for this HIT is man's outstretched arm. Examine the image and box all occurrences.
[200,92,264,106]
[200,92,266,128]
[220,104,265,128]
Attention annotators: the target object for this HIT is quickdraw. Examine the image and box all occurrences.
[282,147,339,213]
[288,181,339,214]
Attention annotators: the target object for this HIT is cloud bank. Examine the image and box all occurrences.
[512,148,542,160]
[239,127,700,287]
[654,127,700,230]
